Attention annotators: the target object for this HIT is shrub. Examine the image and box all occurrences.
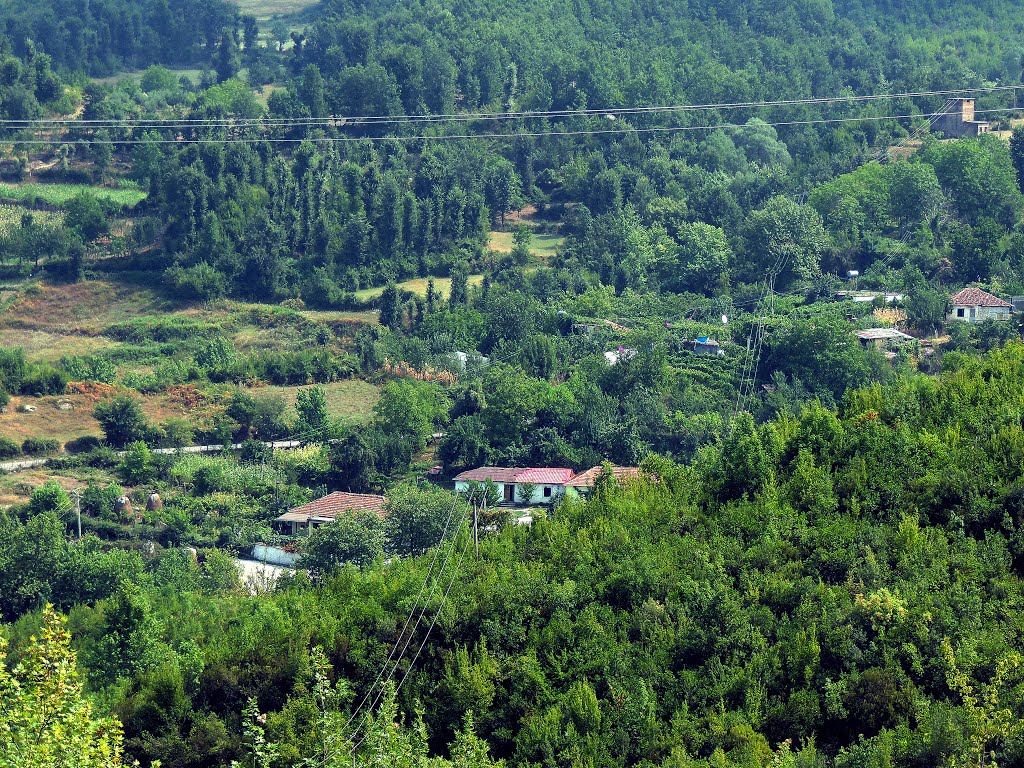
[0,436,20,458]
[65,435,102,454]
[22,437,59,455]
[94,396,149,449]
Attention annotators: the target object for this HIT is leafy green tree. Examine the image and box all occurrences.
[299,510,385,575]
[716,413,772,500]
[296,386,331,440]
[214,32,241,82]
[86,581,165,687]
[0,606,127,767]
[664,221,732,294]
[119,441,154,484]
[64,193,108,241]
[741,196,829,286]
[379,284,403,330]
[374,379,451,452]
[449,264,469,308]
[94,396,149,449]
[384,484,459,556]
[329,431,378,492]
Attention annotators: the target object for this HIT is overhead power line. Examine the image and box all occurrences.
[1,84,1019,128]
[3,105,1019,145]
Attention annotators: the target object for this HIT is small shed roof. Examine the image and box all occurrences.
[276,491,387,524]
[855,328,914,342]
[565,466,642,487]
[950,287,1011,308]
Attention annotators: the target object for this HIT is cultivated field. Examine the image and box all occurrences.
[0,182,147,210]
[0,204,63,235]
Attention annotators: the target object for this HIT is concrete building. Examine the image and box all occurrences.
[934,99,990,139]
[948,287,1012,323]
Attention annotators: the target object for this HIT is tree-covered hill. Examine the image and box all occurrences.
[8,344,1024,766]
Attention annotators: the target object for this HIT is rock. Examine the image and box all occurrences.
[56,401,74,411]
[17,404,36,413]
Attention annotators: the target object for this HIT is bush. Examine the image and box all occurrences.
[65,435,102,454]
[0,436,20,458]
[94,395,149,449]
[64,192,109,241]
[22,437,59,455]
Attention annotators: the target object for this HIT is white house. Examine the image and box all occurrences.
[453,467,576,505]
[948,287,1012,323]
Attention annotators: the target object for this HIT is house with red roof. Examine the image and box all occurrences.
[453,467,576,505]
[949,287,1012,324]
[274,491,387,535]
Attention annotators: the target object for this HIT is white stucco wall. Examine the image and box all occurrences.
[948,304,1011,323]
[455,479,564,505]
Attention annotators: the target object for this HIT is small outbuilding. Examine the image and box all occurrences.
[854,328,915,348]
[948,287,1012,324]
[275,491,387,535]
[691,337,725,356]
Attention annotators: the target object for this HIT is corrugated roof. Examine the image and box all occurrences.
[950,287,1011,308]
[855,328,914,341]
[453,467,576,484]
[276,491,387,523]
[565,466,642,487]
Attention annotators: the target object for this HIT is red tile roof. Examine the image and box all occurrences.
[453,467,576,484]
[514,468,576,484]
[565,466,642,487]
[276,492,387,523]
[950,287,1011,308]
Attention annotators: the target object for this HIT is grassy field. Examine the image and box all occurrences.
[229,0,319,20]
[353,274,486,302]
[0,379,379,450]
[0,280,184,339]
[489,230,564,259]
[91,69,203,88]
[0,182,147,210]
[255,379,380,424]
[0,391,185,447]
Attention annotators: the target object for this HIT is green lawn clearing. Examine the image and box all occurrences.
[0,182,147,210]
[488,231,563,259]
[354,274,485,302]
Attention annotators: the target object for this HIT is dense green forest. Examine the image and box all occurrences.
[0,0,242,75]
[7,0,1024,765]
[9,346,1024,766]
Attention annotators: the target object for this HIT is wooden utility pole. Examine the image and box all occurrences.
[73,491,81,539]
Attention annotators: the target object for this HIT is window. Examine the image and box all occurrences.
[543,486,552,497]
[957,308,965,318]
